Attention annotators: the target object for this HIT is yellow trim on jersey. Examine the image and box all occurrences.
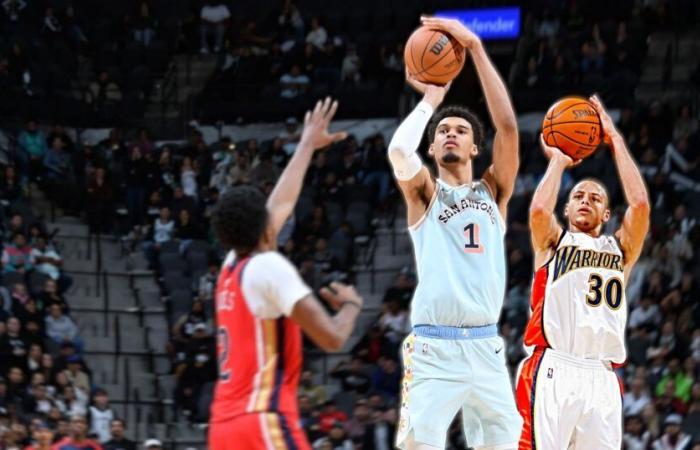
[254,320,278,411]
[265,413,287,449]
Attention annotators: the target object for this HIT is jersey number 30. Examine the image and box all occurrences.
[585,274,623,309]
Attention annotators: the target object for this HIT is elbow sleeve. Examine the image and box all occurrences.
[387,101,434,181]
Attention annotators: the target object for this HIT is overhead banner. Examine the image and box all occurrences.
[436,7,521,40]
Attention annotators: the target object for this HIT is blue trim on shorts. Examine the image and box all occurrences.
[412,324,497,340]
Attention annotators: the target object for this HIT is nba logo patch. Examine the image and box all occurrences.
[422,343,429,354]
[547,368,554,378]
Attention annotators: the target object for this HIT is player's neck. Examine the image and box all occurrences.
[569,224,603,237]
[437,163,473,187]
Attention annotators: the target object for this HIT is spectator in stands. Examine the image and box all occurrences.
[32,235,70,291]
[175,208,204,252]
[132,1,156,47]
[24,420,54,450]
[175,347,216,419]
[44,137,79,214]
[370,357,400,403]
[330,357,370,395]
[86,167,115,234]
[313,422,353,450]
[125,147,148,228]
[42,7,61,36]
[317,401,348,434]
[57,384,88,418]
[298,370,327,407]
[360,134,391,205]
[2,231,33,273]
[142,206,175,268]
[197,261,218,303]
[305,17,327,51]
[341,44,361,84]
[624,414,652,450]
[199,1,230,54]
[17,119,47,182]
[279,64,310,99]
[86,71,123,115]
[103,419,135,450]
[143,439,162,449]
[45,304,80,352]
[0,165,23,206]
[64,356,90,394]
[38,278,69,315]
[53,415,101,450]
[88,390,114,443]
[180,157,198,198]
[0,317,26,373]
[344,399,371,442]
[625,377,653,417]
[651,413,692,450]
[2,0,27,25]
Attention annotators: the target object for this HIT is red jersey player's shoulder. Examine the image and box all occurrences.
[240,251,312,319]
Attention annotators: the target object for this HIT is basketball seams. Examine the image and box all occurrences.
[550,131,597,149]
[408,30,464,81]
[549,102,597,120]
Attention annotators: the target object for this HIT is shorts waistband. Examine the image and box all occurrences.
[412,324,497,340]
[542,348,613,371]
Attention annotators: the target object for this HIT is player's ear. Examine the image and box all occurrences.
[602,208,611,223]
[428,143,435,156]
[471,144,479,157]
[563,202,569,217]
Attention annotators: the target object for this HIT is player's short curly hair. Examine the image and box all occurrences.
[211,186,268,254]
[427,105,484,148]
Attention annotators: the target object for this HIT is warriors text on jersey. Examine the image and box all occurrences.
[524,231,627,363]
[409,179,506,327]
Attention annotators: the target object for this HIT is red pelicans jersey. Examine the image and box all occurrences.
[210,250,311,447]
[523,231,627,363]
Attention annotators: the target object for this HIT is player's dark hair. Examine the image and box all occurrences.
[211,186,268,254]
[427,105,484,148]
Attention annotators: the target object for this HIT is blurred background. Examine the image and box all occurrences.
[0,0,698,449]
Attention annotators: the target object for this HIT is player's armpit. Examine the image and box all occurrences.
[396,166,436,227]
[616,202,650,268]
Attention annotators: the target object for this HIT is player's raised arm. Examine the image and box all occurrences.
[265,97,346,239]
[529,136,576,264]
[387,70,449,224]
[589,95,650,269]
[422,16,519,213]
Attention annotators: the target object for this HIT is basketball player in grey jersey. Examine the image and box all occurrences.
[389,17,521,450]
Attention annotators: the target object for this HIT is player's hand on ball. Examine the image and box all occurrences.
[319,281,363,311]
[405,67,451,108]
[299,97,347,151]
[420,16,481,50]
[589,94,619,146]
[539,134,580,168]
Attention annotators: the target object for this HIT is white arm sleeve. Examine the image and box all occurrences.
[387,101,434,180]
[242,252,312,319]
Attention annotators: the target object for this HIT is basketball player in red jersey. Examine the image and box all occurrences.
[208,98,364,450]
[516,95,650,449]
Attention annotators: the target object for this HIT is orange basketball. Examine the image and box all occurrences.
[404,26,465,85]
[542,97,602,160]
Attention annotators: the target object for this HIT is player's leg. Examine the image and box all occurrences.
[462,336,521,450]
[570,369,622,450]
[396,334,468,450]
[514,349,580,450]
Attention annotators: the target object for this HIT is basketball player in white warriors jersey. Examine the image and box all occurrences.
[516,95,650,450]
[389,17,522,450]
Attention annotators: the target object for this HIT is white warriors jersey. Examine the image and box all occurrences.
[524,231,627,363]
[408,179,506,327]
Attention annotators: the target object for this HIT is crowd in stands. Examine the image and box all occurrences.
[0,0,699,449]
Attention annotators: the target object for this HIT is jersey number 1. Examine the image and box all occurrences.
[464,223,484,254]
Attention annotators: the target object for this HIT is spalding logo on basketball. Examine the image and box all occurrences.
[542,97,602,160]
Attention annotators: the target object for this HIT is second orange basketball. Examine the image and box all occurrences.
[542,97,602,160]
[404,25,465,85]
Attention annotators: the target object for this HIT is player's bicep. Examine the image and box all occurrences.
[617,205,650,267]
[529,208,562,252]
[290,295,340,352]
